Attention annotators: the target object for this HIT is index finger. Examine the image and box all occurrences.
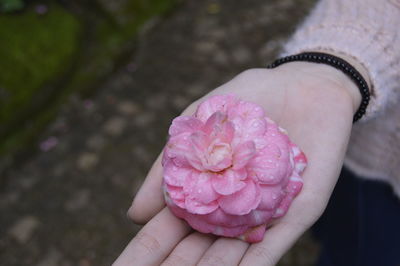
[128,153,165,224]
[114,207,191,266]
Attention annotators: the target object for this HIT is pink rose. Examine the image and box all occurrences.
[162,94,307,243]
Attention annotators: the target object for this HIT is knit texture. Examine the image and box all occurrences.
[282,0,400,196]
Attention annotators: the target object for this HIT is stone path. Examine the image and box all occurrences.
[0,0,319,265]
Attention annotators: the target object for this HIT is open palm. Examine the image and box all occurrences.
[114,62,360,266]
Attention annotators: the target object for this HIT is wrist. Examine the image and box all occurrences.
[272,61,360,115]
[305,49,372,115]
[271,50,371,116]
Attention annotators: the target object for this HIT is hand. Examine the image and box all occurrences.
[114,62,361,266]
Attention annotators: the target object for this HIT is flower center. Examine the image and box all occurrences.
[204,141,232,172]
[209,143,231,163]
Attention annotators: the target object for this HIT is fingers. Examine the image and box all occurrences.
[161,232,216,266]
[197,237,249,266]
[113,207,191,266]
[128,153,165,224]
[239,221,306,266]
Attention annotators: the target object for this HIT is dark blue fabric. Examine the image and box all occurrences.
[312,167,400,266]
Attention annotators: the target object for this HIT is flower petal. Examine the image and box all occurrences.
[195,94,237,122]
[163,159,192,187]
[203,208,247,227]
[165,132,194,168]
[242,118,267,140]
[184,131,208,171]
[232,141,256,169]
[205,155,232,172]
[165,184,185,200]
[228,100,265,120]
[291,142,308,174]
[247,209,274,226]
[258,184,285,211]
[163,182,186,209]
[247,143,290,184]
[230,118,266,148]
[203,112,235,143]
[272,174,303,218]
[185,197,219,214]
[183,172,219,204]
[203,111,224,135]
[286,172,303,196]
[212,168,247,195]
[184,212,218,233]
[218,179,261,215]
[168,116,203,136]
[216,224,248,238]
[239,224,267,243]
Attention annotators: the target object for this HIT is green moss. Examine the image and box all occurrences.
[0,4,81,124]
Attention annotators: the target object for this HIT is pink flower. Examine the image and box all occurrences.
[162,95,307,243]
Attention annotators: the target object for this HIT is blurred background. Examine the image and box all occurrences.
[0,0,319,265]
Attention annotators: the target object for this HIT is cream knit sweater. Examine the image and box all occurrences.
[282,0,400,196]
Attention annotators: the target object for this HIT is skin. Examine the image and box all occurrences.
[113,53,371,266]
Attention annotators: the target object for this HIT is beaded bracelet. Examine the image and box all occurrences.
[267,52,370,122]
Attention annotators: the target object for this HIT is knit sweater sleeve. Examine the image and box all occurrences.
[282,0,400,120]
